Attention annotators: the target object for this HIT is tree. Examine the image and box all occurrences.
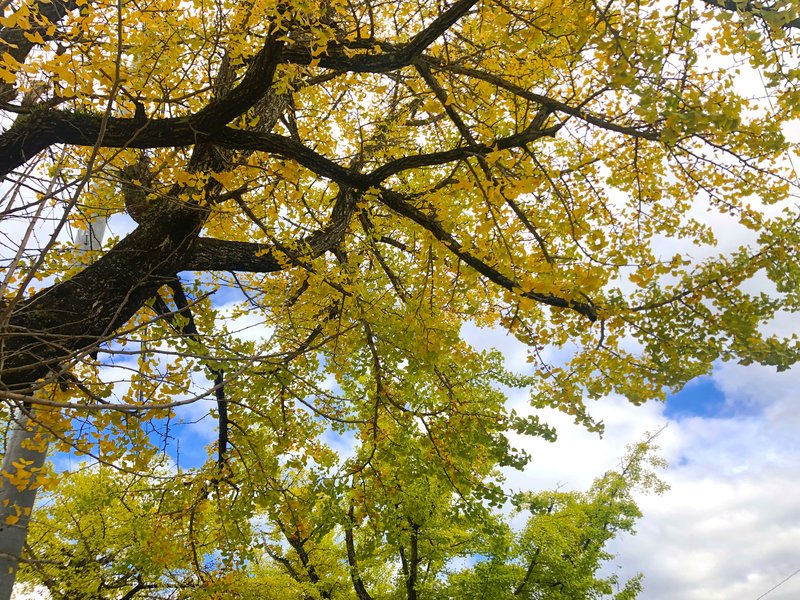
[1,0,799,595]
[17,437,666,598]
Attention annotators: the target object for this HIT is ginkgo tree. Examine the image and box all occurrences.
[18,436,666,599]
[1,0,800,595]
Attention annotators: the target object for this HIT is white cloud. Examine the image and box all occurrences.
[12,584,49,600]
[500,358,800,600]
[611,454,800,599]
[216,300,276,344]
[464,315,800,598]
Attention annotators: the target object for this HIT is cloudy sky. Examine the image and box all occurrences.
[472,322,800,600]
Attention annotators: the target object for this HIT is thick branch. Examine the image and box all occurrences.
[265,548,302,581]
[0,36,283,179]
[0,111,195,178]
[513,547,542,596]
[1,182,355,393]
[281,0,478,72]
[280,523,331,600]
[0,113,372,185]
[0,100,561,186]
[0,0,80,102]
[406,526,419,600]
[183,187,358,272]
[0,200,206,391]
[345,505,374,600]
[0,0,475,177]
[183,238,284,273]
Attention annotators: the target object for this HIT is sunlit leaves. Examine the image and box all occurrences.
[3,0,800,595]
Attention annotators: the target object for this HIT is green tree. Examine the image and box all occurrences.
[1,0,800,595]
[17,439,665,599]
[446,440,666,599]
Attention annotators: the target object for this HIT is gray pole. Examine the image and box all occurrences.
[0,413,50,598]
[0,216,106,599]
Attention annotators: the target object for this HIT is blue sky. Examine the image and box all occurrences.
[664,376,727,420]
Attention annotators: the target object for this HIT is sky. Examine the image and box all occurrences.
[466,323,800,600]
[611,362,800,600]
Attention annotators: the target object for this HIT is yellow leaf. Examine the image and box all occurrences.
[23,31,46,44]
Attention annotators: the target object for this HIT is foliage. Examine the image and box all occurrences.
[1,0,800,595]
[17,441,666,598]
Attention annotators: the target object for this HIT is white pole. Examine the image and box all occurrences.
[0,216,105,599]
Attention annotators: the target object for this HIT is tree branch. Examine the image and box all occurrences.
[419,57,661,141]
[0,200,206,391]
[513,547,542,596]
[0,35,283,179]
[281,0,478,72]
[365,123,561,183]
[183,187,358,273]
[0,0,476,178]
[406,524,419,600]
[345,505,374,600]
[0,98,562,186]
[182,238,284,273]
[377,189,598,321]
[190,35,284,133]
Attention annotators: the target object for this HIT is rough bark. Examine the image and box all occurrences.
[0,200,207,392]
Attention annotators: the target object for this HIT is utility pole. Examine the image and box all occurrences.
[0,215,106,599]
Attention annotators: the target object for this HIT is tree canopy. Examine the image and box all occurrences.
[19,437,666,598]
[1,0,799,596]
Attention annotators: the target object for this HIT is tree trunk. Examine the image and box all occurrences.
[0,200,205,391]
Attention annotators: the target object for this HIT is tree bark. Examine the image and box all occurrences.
[0,199,206,392]
[345,505,373,600]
